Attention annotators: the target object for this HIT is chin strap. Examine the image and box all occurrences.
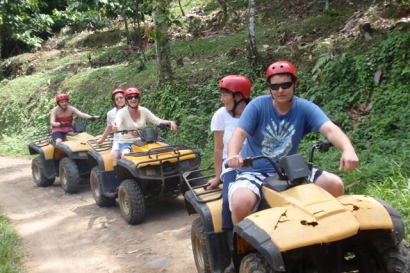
[230,93,246,117]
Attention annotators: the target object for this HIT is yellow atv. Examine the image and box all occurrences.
[183,141,410,273]
[28,118,99,193]
[87,124,205,225]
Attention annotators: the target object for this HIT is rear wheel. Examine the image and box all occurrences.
[59,157,80,193]
[191,217,211,273]
[118,179,145,225]
[31,157,55,187]
[90,166,116,207]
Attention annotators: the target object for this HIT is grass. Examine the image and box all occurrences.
[0,211,26,273]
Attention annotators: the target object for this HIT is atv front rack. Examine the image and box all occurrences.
[28,131,52,147]
[183,162,223,203]
[127,144,196,158]
[118,144,202,180]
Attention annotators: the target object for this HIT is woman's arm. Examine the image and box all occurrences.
[207,131,224,189]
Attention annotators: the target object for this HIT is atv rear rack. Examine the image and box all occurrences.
[183,162,223,203]
[28,131,52,147]
[87,138,112,152]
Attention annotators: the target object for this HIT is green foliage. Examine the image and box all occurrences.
[0,211,26,273]
[0,0,54,49]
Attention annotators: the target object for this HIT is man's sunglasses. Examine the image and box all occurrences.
[270,81,293,91]
[126,95,140,100]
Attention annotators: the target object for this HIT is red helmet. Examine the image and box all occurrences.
[218,75,251,99]
[111,88,125,100]
[266,61,298,84]
[124,87,140,98]
[56,93,69,103]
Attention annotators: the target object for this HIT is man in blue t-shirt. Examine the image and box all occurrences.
[226,60,359,226]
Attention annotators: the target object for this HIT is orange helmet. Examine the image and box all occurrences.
[56,93,69,103]
[124,87,140,98]
[266,61,298,84]
[218,75,251,99]
[111,88,125,100]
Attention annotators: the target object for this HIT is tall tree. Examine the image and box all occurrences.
[147,0,181,85]
[247,0,258,64]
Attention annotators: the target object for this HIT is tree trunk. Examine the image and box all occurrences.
[155,17,173,85]
[247,0,258,64]
[124,17,131,45]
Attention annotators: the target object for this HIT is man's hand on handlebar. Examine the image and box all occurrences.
[225,155,244,169]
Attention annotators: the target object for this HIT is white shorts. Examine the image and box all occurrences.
[228,172,273,213]
[112,140,119,152]
[228,168,320,212]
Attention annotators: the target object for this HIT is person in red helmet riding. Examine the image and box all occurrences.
[207,75,252,191]
[225,60,359,227]
[206,75,252,273]
[50,93,99,145]
[113,87,178,158]
[97,88,126,165]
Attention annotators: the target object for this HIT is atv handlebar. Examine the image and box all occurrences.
[225,140,334,171]
[59,121,71,127]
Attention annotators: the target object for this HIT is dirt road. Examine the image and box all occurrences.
[0,157,198,273]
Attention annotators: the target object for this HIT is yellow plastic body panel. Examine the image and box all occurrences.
[101,149,114,171]
[337,194,393,230]
[192,186,224,232]
[63,132,95,153]
[246,184,392,252]
[41,144,55,160]
[125,142,198,168]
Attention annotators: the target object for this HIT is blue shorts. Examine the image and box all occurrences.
[52,132,66,144]
[118,143,131,155]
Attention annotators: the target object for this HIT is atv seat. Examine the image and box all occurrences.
[263,175,294,192]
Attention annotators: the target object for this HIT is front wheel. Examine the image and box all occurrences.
[239,252,278,273]
[191,217,211,273]
[32,157,55,187]
[370,237,410,272]
[118,179,145,225]
[59,157,80,193]
[90,166,116,207]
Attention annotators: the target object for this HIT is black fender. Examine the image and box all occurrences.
[88,149,118,197]
[117,158,139,181]
[28,143,56,178]
[184,190,231,272]
[374,198,405,245]
[234,218,285,272]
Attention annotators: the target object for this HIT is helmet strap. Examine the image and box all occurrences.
[230,93,245,117]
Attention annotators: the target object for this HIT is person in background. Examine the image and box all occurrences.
[206,74,252,273]
[97,88,126,166]
[226,60,359,227]
[113,87,177,158]
[50,93,99,145]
